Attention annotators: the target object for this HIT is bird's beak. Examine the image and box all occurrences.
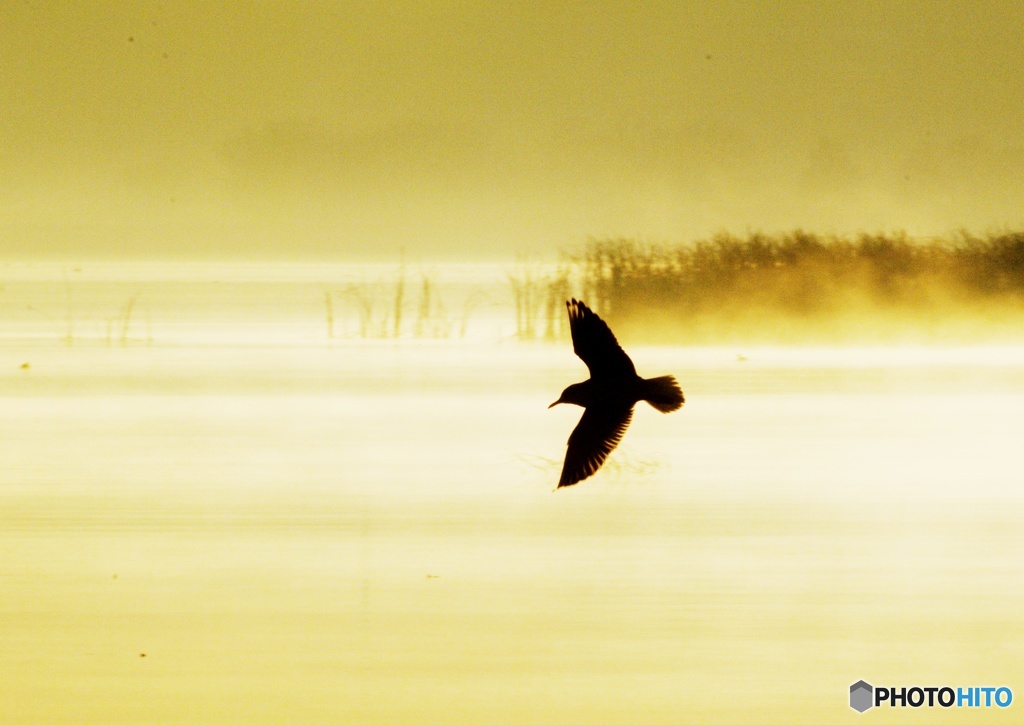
[548,399,561,409]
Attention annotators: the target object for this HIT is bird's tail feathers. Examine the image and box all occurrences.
[642,375,685,413]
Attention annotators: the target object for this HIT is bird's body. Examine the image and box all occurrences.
[550,299,684,488]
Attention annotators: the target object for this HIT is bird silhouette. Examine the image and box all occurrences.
[549,299,685,488]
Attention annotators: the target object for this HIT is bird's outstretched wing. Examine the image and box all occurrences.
[566,299,636,379]
[558,404,634,488]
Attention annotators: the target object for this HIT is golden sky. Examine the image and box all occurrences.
[2,0,1023,259]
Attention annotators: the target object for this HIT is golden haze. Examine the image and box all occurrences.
[2,2,1024,259]
[4,3,1024,721]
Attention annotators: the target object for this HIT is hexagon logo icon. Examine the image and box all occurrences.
[850,680,873,713]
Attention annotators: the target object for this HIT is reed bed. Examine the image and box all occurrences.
[570,231,1024,343]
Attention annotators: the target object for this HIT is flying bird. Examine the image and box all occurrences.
[549,299,685,488]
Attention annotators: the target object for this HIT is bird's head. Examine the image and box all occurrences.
[549,382,589,409]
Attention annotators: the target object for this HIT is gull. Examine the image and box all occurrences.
[549,299,684,488]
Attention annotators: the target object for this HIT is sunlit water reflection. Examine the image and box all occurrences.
[3,264,1024,722]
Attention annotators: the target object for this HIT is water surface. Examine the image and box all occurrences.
[3,265,1023,722]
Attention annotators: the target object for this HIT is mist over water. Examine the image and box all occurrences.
[6,2,1024,718]
[4,262,1024,721]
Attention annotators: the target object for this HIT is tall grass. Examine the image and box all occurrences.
[507,259,572,341]
[329,266,482,340]
[571,231,1024,343]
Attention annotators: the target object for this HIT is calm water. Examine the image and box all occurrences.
[3,264,1024,721]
